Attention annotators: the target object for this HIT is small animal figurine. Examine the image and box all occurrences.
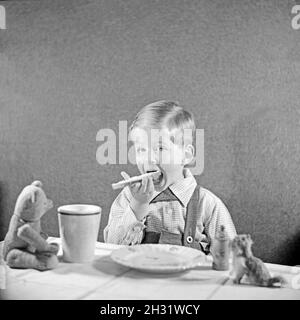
[2,181,59,271]
[231,234,286,287]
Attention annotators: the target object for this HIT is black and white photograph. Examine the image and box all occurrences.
[0,0,300,307]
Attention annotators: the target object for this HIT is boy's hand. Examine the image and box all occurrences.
[120,221,145,245]
[121,171,155,205]
[120,171,156,221]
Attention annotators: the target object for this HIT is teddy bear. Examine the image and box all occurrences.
[2,180,59,271]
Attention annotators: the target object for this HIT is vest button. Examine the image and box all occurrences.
[186,236,193,244]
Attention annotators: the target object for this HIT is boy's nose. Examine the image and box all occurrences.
[149,150,158,164]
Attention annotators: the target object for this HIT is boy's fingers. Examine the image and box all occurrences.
[137,182,144,193]
[131,237,138,245]
[122,237,129,245]
[123,234,133,245]
[122,232,130,244]
[141,177,148,193]
[131,182,140,193]
[147,177,154,193]
[121,171,130,180]
[129,234,135,244]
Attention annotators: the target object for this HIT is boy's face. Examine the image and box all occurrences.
[130,127,193,192]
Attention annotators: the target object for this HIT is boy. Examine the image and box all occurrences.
[104,100,236,254]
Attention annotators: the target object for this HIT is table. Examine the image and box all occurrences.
[1,237,300,300]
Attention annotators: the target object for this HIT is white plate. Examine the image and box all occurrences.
[110,244,207,273]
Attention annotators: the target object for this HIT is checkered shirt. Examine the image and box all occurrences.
[104,169,237,251]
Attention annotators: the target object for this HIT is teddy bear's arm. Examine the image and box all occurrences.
[17,224,51,252]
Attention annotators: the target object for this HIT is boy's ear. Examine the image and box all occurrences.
[183,144,195,165]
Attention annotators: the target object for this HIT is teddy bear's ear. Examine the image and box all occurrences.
[32,181,42,188]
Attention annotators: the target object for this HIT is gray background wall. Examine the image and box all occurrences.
[0,0,299,264]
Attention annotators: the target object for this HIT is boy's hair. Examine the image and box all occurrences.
[129,100,196,146]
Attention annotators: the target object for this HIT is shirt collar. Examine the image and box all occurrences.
[168,168,197,207]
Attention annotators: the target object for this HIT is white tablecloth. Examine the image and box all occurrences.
[1,237,300,300]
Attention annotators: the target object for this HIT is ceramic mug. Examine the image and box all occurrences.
[57,204,101,263]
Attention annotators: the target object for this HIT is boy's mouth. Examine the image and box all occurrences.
[146,169,166,189]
